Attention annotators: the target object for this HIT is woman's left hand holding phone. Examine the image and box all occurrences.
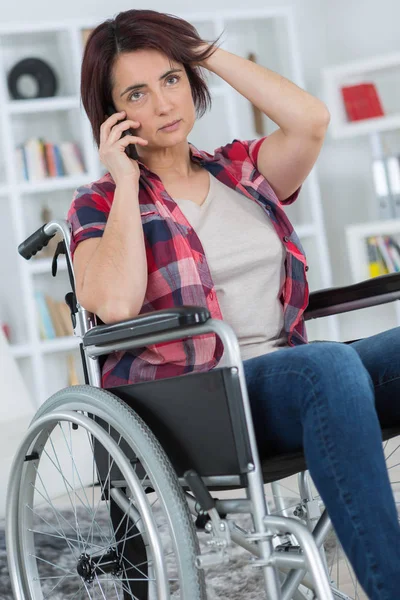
[100,110,148,184]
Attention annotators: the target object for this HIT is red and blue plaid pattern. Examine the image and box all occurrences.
[67,138,308,386]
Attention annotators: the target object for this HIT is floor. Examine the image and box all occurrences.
[47,473,364,599]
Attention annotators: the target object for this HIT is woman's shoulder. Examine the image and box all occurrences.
[69,172,116,218]
[75,171,115,198]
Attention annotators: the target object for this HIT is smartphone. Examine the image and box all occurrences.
[107,104,139,160]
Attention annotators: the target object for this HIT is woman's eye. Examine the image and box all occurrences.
[128,76,179,102]
[129,91,143,102]
[166,75,179,85]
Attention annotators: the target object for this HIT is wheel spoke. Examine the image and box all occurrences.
[45,432,110,550]
[29,474,81,560]
[11,398,200,600]
[58,422,112,551]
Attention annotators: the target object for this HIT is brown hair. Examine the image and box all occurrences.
[80,9,223,147]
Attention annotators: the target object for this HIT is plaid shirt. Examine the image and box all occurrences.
[67,138,308,386]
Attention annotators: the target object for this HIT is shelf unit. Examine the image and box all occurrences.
[322,51,400,140]
[0,8,338,409]
[345,219,400,335]
[346,218,400,282]
[323,53,400,336]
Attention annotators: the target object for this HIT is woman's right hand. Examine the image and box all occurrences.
[99,110,148,184]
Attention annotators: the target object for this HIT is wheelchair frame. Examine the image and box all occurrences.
[9,218,400,600]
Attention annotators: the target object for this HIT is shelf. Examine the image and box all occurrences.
[323,52,400,140]
[10,336,80,357]
[17,173,93,193]
[8,96,80,114]
[346,218,400,238]
[9,343,32,359]
[345,219,400,282]
[330,114,400,140]
[40,336,79,354]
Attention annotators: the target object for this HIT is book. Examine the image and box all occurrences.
[366,237,383,277]
[386,237,400,271]
[376,235,395,272]
[44,143,57,178]
[53,144,65,176]
[45,295,65,337]
[35,291,56,339]
[60,142,85,175]
[58,302,74,336]
[38,138,48,177]
[15,146,27,181]
[341,83,384,122]
[67,354,80,386]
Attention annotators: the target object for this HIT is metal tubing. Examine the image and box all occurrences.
[215,499,253,514]
[313,508,332,548]
[271,481,292,517]
[180,475,242,487]
[265,515,333,600]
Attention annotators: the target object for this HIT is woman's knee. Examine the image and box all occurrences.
[294,342,374,400]
[292,341,361,374]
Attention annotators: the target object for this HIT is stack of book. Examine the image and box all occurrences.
[341,82,384,122]
[365,235,400,277]
[15,138,85,181]
[35,291,74,340]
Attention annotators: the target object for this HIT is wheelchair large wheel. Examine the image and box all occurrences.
[268,435,400,600]
[6,385,206,599]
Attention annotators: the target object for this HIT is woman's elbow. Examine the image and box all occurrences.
[76,292,140,324]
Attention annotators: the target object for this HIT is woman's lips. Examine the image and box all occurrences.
[160,119,181,132]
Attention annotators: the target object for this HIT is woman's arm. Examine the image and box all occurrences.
[73,177,148,324]
[199,45,330,201]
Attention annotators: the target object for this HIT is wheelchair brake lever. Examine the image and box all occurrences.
[52,240,65,277]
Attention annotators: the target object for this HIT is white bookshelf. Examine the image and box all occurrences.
[346,219,400,282]
[345,219,400,330]
[322,51,400,140]
[0,7,338,409]
[324,51,400,335]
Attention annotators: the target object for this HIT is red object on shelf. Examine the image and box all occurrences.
[2,322,11,341]
[341,83,385,122]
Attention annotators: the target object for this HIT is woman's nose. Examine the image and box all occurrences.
[153,91,173,114]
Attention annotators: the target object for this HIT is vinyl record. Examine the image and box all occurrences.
[7,57,58,100]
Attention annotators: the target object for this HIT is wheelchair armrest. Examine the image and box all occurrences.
[82,306,211,347]
[305,272,400,320]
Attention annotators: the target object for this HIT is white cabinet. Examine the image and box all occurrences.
[0,8,337,408]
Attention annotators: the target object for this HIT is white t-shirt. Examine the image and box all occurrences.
[174,171,288,364]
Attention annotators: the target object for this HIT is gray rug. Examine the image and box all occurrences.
[0,506,339,599]
[0,508,269,599]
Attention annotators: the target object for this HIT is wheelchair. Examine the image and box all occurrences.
[6,218,400,600]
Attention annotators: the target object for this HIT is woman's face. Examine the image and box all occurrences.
[111,49,196,149]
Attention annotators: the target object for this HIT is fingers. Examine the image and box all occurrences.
[100,111,141,145]
[100,111,148,145]
[120,135,148,147]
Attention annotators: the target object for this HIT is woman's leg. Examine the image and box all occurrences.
[243,340,400,600]
[349,326,400,428]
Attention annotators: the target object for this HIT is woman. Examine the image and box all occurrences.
[68,9,400,599]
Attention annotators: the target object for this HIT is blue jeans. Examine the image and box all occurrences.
[243,326,400,600]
